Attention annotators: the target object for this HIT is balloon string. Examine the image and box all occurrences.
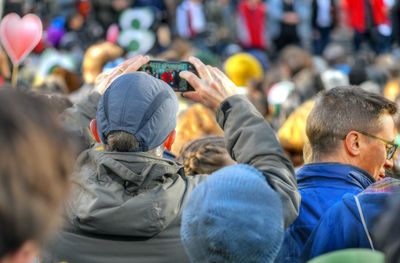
[11,64,18,88]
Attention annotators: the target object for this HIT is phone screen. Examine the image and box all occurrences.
[139,60,196,92]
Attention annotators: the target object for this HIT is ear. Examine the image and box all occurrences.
[164,130,176,151]
[90,119,101,143]
[344,131,361,157]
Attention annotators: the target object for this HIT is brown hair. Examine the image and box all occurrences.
[0,88,75,258]
[178,136,234,175]
[306,86,397,161]
[279,46,313,77]
[172,104,223,155]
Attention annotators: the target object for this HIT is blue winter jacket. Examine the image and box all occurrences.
[301,177,400,261]
[276,163,375,263]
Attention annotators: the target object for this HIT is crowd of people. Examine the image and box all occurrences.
[3,0,400,263]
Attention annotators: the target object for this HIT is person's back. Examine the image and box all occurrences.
[302,177,400,260]
[283,163,374,257]
[277,86,397,262]
[46,70,203,263]
[45,56,299,263]
[47,150,203,263]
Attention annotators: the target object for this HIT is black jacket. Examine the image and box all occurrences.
[311,0,337,29]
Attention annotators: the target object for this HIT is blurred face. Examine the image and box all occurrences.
[358,114,396,181]
[68,14,84,31]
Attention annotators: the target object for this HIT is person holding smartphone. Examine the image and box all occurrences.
[44,55,299,263]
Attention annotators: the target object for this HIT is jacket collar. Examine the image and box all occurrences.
[92,150,184,194]
[297,163,375,189]
[71,149,187,237]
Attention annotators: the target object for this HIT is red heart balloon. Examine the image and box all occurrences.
[0,13,43,65]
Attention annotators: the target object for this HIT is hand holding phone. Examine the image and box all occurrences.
[95,55,149,95]
[179,56,240,111]
[139,60,198,92]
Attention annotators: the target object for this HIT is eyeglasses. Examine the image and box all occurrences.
[357,131,398,160]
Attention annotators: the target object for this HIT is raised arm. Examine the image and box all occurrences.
[181,57,300,227]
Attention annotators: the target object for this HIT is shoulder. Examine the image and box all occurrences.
[180,174,208,208]
[185,174,208,189]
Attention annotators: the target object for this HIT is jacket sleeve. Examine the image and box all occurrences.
[61,92,101,146]
[216,95,299,228]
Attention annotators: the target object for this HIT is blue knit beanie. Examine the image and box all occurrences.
[181,164,284,263]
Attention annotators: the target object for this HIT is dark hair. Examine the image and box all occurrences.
[0,89,75,258]
[306,86,397,161]
[105,131,140,152]
[178,136,234,175]
[349,65,368,85]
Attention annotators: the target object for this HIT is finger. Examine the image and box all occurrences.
[108,55,147,79]
[115,55,144,74]
[211,67,238,93]
[107,68,121,80]
[188,56,213,82]
[210,68,239,98]
[206,67,227,96]
[182,91,203,103]
[119,55,142,69]
[211,67,226,79]
[180,71,207,93]
[206,65,217,82]
[95,55,149,95]
[212,67,235,85]
[125,55,150,72]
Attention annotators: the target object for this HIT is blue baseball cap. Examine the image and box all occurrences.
[96,72,178,151]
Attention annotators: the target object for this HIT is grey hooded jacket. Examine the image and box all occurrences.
[44,93,299,263]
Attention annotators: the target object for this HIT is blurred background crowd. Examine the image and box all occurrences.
[2,0,400,174]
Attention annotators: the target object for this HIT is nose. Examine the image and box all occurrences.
[384,158,394,170]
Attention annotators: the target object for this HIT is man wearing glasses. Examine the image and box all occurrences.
[277,86,398,262]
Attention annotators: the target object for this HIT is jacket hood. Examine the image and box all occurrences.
[68,149,187,237]
[297,163,374,189]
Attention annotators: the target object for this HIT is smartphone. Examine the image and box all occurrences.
[139,60,197,92]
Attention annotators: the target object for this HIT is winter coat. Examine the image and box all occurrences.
[276,163,375,263]
[302,177,400,261]
[345,0,389,32]
[44,94,300,263]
